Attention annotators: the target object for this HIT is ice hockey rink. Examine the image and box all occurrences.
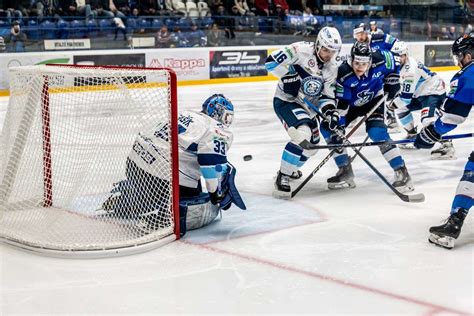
[0,70,472,315]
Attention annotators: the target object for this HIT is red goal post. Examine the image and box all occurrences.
[0,64,180,258]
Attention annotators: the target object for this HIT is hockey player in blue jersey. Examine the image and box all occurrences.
[353,22,400,132]
[322,41,414,192]
[101,94,245,236]
[264,26,342,198]
[414,33,474,249]
[353,22,398,53]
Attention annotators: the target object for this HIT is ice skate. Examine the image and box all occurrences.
[398,128,418,150]
[273,171,292,199]
[392,166,414,193]
[327,164,356,190]
[429,209,467,249]
[136,213,161,235]
[431,140,456,160]
[97,182,122,215]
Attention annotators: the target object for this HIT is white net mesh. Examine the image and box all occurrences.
[0,65,178,257]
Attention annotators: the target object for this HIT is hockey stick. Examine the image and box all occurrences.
[350,135,369,163]
[290,96,387,198]
[301,132,473,150]
[306,98,425,203]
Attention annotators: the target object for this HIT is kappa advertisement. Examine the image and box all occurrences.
[147,49,209,81]
[210,50,268,79]
[425,44,454,67]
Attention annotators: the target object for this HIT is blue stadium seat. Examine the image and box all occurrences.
[40,20,56,39]
[57,19,69,39]
[0,28,9,37]
[138,17,150,30]
[70,19,86,38]
[86,19,98,37]
[176,17,191,32]
[126,17,137,31]
[151,18,162,30]
[24,19,39,40]
[164,18,176,31]
[98,18,113,35]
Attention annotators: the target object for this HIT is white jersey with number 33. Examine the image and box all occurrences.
[128,110,233,193]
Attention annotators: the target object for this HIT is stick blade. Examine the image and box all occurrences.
[400,192,425,203]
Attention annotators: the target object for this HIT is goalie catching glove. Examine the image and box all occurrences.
[210,162,246,211]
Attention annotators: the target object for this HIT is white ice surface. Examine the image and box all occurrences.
[0,71,473,315]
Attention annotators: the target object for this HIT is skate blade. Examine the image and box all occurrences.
[388,127,402,134]
[398,144,418,150]
[431,154,457,161]
[428,234,454,249]
[328,180,356,190]
[272,189,292,199]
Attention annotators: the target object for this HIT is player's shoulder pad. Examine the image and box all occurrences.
[371,50,385,67]
[176,111,210,145]
[337,61,353,82]
[292,41,317,55]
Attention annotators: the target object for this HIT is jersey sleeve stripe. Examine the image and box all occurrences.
[197,153,227,166]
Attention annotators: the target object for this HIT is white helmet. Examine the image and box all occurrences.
[315,26,342,56]
[391,40,408,56]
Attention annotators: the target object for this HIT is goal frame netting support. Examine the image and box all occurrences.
[0,64,180,258]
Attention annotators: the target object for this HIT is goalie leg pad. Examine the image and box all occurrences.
[180,193,221,233]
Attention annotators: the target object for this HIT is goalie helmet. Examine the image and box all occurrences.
[391,40,408,56]
[315,27,342,58]
[202,94,234,127]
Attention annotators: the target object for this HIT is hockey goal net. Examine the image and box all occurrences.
[0,64,179,257]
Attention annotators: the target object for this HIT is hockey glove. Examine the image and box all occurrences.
[414,124,441,149]
[384,74,401,103]
[324,108,341,132]
[281,72,301,97]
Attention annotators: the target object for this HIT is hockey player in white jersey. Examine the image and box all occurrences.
[101,94,246,236]
[265,26,342,198]
[390,41,455,159]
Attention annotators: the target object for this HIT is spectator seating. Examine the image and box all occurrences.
[172,0,187,16]
[197,1,209,18]
[186,0,200,18]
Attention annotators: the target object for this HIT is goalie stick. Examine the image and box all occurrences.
[289,96,387,198]
[294,132,473,150]
[306,98,425,203]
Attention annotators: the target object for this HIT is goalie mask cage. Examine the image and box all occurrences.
[0,64,180,258]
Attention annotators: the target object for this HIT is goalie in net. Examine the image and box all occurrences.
[99,94,246,236]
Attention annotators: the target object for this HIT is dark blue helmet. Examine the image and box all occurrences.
[201,94,234,127]
[452,33,474,55]
[351,41,372,62]
[452,33,474,67]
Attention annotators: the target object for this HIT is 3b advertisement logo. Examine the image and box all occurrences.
[210,50,267,79]
[218,52,261,65]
